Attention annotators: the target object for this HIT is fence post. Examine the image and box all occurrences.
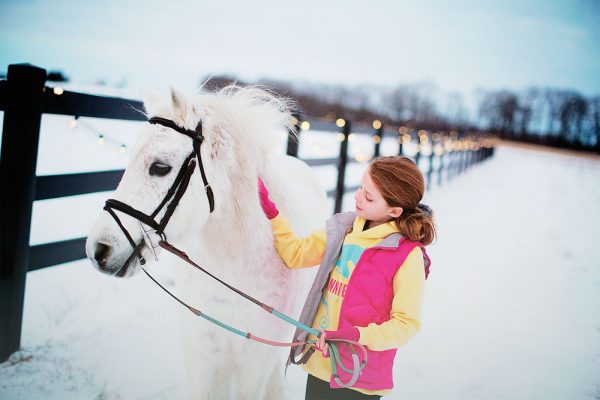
[397,127,405,156]
[427,133,434,190]
[415,131,422,167]
[334,119,351,214]
[0,64,46,362]
[437,135,445,186]
[286,113,302,157]
[372,120,383,158]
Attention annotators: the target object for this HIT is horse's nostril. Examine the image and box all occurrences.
[94,242,112,268]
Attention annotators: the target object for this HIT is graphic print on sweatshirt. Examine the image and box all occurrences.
[319,244,365,329]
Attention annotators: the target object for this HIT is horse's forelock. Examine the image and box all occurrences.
[204,85,293,160]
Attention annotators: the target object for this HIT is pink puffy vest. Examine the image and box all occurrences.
[330,238,430,391]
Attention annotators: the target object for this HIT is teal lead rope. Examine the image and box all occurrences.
[142,240,367,388]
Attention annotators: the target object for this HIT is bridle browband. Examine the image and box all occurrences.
[103,116,215,265]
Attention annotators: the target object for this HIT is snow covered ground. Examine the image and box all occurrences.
[1,111,599,399]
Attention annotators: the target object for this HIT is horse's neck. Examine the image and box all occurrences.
[180,204,273,268]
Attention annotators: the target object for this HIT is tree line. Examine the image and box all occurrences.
[201,75,600,154]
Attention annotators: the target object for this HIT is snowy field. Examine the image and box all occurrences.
[1,111,599,400]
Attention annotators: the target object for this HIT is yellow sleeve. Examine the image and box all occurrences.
[270,214,326,269]
[356,247,425,351]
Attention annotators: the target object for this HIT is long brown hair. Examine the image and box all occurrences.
[369,156,437,246]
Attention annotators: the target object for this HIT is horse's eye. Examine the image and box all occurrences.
[149,162,172,177]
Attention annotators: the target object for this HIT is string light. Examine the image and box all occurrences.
[355,153,370,163]
[65,115,129,154]
[69,117,78,129]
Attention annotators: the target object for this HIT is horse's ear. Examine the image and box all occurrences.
[170,87,192,122]
[170,87,183,109]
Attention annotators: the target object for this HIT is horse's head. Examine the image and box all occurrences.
[86,86,292,277]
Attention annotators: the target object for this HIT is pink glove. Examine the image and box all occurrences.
[325,326,360,342]
[316,327,360,358]
[258,178,279,219]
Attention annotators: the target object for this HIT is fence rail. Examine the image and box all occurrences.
[35,170,125,200]
[0,63,495,362]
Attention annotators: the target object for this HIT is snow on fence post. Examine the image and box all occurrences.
[0,63,47,362]
[372,120,383,158]
[334,118,351,214]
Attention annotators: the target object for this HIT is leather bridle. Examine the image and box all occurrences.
[103,116,214,266]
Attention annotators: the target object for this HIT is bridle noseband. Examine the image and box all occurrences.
[103,116,215,265]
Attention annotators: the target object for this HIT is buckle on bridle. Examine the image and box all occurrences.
[138,222,163,262]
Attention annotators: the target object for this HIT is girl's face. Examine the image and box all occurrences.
[354,169,403,227]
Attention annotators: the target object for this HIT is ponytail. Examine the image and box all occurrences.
[393,203,436,246]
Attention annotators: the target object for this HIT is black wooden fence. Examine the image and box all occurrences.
[0,63,495,362]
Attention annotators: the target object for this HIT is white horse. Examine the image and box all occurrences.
[86,86,330,399]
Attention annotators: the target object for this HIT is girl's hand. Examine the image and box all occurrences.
[258,178,279,219]
[315,327,360,358]
[315,331,330,358]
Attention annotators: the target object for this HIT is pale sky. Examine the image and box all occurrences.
[1,0,599,100]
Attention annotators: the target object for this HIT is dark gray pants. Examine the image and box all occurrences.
[305,374,382,400]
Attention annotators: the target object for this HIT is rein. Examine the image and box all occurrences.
[152,240,367,388]
[103,116,367,388]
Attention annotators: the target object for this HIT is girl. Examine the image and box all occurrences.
[259,156,435,400]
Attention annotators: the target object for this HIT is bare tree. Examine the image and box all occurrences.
[515,88,543,137]
[384,84,409,122]
[588,96,600,150]
[542,89,567,137]
[478,90,519,137]
[444,92,470,128]
[559,92,588,144]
